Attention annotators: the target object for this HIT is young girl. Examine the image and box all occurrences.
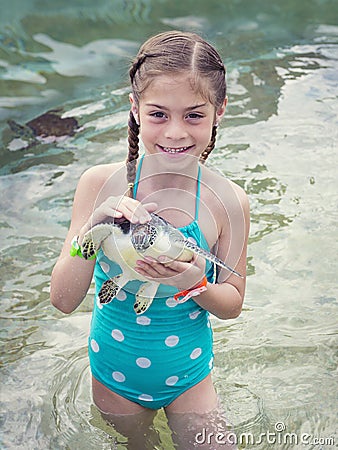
[51,31,249,449]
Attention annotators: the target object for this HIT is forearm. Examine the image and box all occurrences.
[50,254,95,314]
[193,281,244,320]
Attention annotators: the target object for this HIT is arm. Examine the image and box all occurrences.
[50,166,105,313]
[193,183,250,319]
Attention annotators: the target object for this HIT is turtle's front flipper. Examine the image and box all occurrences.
[182,239,243,278]
[98,274,127,304]
[133,282,159,315]
[7,119,35,140]
[81,223,114,259]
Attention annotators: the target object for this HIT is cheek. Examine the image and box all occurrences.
[140,128,156,146]
[197,125,214,145]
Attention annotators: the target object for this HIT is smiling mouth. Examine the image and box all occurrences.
[159,145,193,154]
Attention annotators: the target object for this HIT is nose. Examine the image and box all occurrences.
[163,118,188,141]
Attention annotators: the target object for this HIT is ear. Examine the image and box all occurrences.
[215,97,227,126]
[129,93,140,125]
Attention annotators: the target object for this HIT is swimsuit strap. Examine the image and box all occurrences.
[133,154,201,221]
[195,165,201,221]
[132,154,144,199]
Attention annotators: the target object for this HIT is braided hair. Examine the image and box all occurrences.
[126,31,226,196]
[126,111,140,198]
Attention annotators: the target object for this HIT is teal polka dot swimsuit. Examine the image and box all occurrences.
[88,157,216,409]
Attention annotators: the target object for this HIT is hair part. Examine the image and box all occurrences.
[126,31,227,196]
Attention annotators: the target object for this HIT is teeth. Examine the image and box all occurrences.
[162,146,188,154]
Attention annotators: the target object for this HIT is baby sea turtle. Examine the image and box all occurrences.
[81,213,242,314]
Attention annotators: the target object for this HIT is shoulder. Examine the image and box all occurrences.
[79,161,125,187]
[201,165,250,225]
[227,178,250,214]
[70,161,128,225]
[76,161,126,195]
[202,165,248,202]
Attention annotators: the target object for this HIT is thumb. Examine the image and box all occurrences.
[143,202,158,213]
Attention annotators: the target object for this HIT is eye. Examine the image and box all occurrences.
[186,112,204,120]
[150,111,166,119]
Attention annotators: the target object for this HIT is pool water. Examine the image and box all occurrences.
[1,0,337,448]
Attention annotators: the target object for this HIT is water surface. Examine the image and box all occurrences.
[1,0,337,448]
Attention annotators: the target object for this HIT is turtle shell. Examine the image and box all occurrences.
[26,112,78,137]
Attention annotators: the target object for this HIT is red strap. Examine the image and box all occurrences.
[174,276,208,303]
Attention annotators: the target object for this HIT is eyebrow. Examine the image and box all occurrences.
[145,103,208,110]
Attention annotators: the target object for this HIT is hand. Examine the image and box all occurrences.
[134,253,207,292]
[79,196,157,244]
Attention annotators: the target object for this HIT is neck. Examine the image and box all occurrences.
[138,153,200,190]
[134,153,201,224]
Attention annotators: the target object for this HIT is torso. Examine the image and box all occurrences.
[90,157,233,256]
[86,155,244,408]
[87,156,226,408]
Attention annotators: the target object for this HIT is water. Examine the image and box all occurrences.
[1,0,337,448]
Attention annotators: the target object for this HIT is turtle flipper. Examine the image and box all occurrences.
[133,282,159,315]
[98,272,130,305]
[81,237,97,259]
[81,223,115,259]
[133,297,152,315]
[7,119,35,140]
[98,275,123,304]
[182,239,243,278]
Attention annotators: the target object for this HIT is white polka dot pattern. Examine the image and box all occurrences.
[136,316,151,326]
[165,376,179,386]
[90,220,215,409]
[166,297,177,308]
[100,261,110,273]
[136,357,151,368]
[165,335,179,347]
[116,290,127,301]
[111,329,124,342]
[96,296,103,310]
[90,339,100,353]
[189,310,201,320]
[112,371,126,382]
[190,347,202,359]
[138,394,153,402]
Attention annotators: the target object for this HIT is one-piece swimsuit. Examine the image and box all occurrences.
[88,156,216,409]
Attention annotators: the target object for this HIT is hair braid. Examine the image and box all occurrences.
[199,125,218,164]
[129,54,147,84]
[126,111,140,198]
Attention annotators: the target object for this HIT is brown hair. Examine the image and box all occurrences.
[126,30,227,197]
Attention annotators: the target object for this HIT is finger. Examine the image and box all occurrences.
[138,202,158,223]
[103,197,156,224]
[157,256,195,272]
[143,202,158,213]
[104,203,135,222]
[117,197,154,223]
[135,259,177,278]
[131,203,153,224]
[186,252,207,273]
[108,197,147,223]
[147,259,179,276]
[90,206,123,225]
[134,262,162,279]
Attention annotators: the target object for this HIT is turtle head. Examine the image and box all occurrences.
[131,223,157,252]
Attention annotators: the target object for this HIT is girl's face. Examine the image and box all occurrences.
[130,74,226,161]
